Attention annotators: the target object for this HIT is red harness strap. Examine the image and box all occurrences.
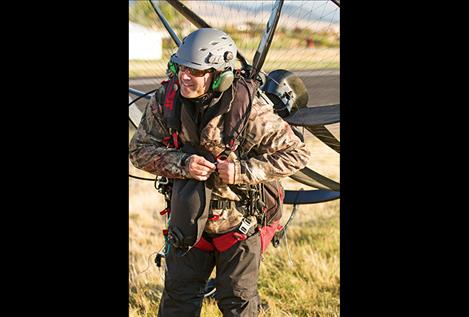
[212,231,247,252]
[193,219,282,253]
[193,236,215,252]
[162,132,180,149]
[194,231,247,253]
[164,78,177,111]
[161,76,181,150]
[160,207,170,215]
[259,220,281,253]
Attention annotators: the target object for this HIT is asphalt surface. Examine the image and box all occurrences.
[129,69,339,107]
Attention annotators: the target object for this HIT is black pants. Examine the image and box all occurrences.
[157,233,261,317]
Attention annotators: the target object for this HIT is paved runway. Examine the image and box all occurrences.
[129,68,339,107]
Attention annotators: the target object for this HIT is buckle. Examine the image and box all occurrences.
[210,200,230,210]
[238,217,254,235]
[156,176,169,186]
[155,177,170,195]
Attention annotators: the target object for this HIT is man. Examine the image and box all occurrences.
[129,28,311,317]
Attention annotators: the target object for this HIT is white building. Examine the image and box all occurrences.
[129,22,166,60]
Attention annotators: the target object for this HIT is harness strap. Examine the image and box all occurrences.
[210,200,232,210]
[193,219,281,254]
[193,231,247,253]
[218,77,257,160]
[158,75,276,254]
[259,220,281,253]
[161,131,181,149]
[212,232,247,252]
[160,207,170,215]
[162,76,182,132]
[208,214,220,221]
[193,236,215,252]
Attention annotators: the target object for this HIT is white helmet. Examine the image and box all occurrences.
[171,28,237,71]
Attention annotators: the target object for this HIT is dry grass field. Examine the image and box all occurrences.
[129,123,340,316]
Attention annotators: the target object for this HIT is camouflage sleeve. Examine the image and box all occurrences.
[233,98,311,185]
[129,88,190,179]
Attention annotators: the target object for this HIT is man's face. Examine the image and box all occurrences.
[178,65,214,98]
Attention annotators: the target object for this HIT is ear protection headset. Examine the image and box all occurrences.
[210,51,235,93]
[211,68,234,93]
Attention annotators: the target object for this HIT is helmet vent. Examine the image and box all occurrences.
[200,48,207,51]
[209,41,219,45]
[221,36,227,39]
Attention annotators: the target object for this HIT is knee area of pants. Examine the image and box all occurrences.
[165,278,206,296]
[216,287,258,302]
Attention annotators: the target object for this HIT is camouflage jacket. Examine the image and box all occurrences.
[129,79,311,234]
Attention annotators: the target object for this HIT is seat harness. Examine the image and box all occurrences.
[156,73,282,256]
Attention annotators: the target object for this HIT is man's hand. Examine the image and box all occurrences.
[186,155,216,181]
[217,158,235,184]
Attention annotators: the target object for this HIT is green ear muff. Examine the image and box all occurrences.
[168,61,178,76]
[212,75,222,90]
[212,70,234,92]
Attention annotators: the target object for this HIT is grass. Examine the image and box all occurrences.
[129,126,340,316]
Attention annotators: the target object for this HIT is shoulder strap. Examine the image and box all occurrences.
[219,76,259,158]
[158,76,183,149]
[161,76,181,132]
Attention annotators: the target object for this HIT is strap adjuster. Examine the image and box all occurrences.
[238,217,254,235]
